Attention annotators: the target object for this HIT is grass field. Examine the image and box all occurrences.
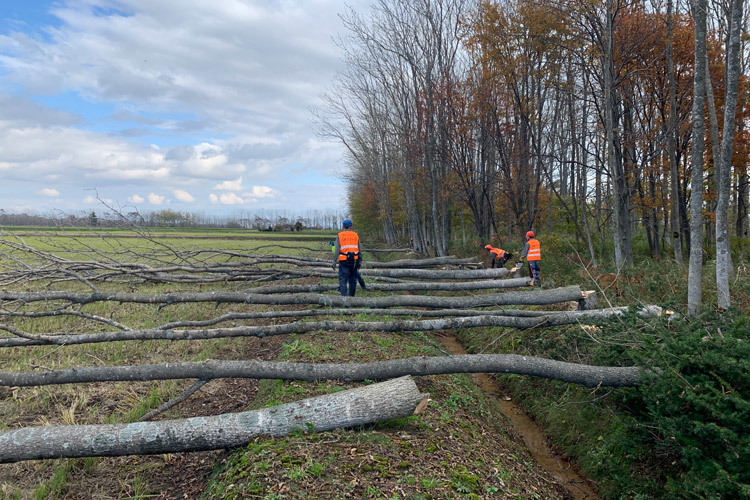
[0,229,571,500]
[3,228,745,499]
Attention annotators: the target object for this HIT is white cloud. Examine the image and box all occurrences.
[147,193,166,205]
[248,162,273,178]
[0,0,361,214]
[83,195,112,205]
[38,188,60,197]
[173,189,195,202]
[244,185,278,200]
[177,143,245,179]
[213,177,243,191]
[210,192,245,205]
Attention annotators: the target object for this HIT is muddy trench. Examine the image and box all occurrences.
[436,334,599,500]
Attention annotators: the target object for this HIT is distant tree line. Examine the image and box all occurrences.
[0,208,347,231]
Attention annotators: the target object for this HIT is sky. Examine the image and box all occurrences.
[0,0,361,218]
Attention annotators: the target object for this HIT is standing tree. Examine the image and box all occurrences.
[688,0,708,316]
[714,0,745,310]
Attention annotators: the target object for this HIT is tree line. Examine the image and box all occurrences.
[315,0,749,312]
[0,208,348,230]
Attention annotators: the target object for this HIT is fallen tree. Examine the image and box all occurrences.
[0,353,645,389]
[0,285,581,309]
[247,277,531,294]
[2,301,642,349]
[0,376,427,463]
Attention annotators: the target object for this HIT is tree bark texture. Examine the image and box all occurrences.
[688,0,707,315]
[0,376,426,463]
[0,285,579,309]
[248,278,531,295]
[0,354,644,390]
[715,0,744,310]
[666,0,684,264]
[1,303,652,349]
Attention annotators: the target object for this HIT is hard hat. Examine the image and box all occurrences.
[484,244,492,249]
[342,219,352,228]
[526,231,535,239]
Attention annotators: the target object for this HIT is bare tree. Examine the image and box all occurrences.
[688,0,708,315]
[715,0,745,310]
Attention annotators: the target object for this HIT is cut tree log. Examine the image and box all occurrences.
[0,285,582,308]
[0,354,645,389]
[0,376,427,463]
[355,267,509,279]
[0,304,628,347]
[248,278,531,294]
[577,291,599,310]
[284,256,480,269]
[0,305,668,348]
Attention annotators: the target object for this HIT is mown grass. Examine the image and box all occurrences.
[0,231,339,499]
[203,330,562,500]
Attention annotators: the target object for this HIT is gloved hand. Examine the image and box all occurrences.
[331,262,337,270]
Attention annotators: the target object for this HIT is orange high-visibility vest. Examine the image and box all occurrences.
[527,238,541,261]
[489,247,505,258]
[338,230,360,261]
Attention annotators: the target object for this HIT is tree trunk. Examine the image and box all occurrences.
[0,285,581,310]
[667,0,684,264]
[605,0,630,270]
[249,278,532,295]
[0,304,663,350]
[715,0,744,310]
[0,376,426,463]
[0,352,646,392]
[688,0,707,315]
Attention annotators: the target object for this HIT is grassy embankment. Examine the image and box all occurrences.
[452,230,750,499]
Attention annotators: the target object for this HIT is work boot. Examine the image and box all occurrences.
[529,278,536,287]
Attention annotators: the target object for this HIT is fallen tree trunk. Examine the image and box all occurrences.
[153,305,638,328]
[0,303,635,334]
[0,376,426,463]
[356,267,508,279]
[248,278,531,294]
[0,285,580,309]
[0,261,495,285]
[0,354,645,389]
[359,256,480,268]
[0,305,669,348]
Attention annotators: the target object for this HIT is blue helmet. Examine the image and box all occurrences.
[342,219,353,228]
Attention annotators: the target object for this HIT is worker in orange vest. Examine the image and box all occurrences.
[484,244,512,268]
[332,219,364,296]
[519,230,541,286]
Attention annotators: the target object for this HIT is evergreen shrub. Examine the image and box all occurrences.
[594,309,749,499]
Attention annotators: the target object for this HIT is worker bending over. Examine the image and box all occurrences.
[484,244,512,268]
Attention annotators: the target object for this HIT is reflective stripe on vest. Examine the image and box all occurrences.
[338,230,360,261]
[489,247,503,258]
[527,239,541,261]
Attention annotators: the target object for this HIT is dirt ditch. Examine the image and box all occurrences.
[437,333,599,500]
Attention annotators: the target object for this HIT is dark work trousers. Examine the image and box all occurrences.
[528,260,541,284]
[338,262,358,296]
[493,256,508,268]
